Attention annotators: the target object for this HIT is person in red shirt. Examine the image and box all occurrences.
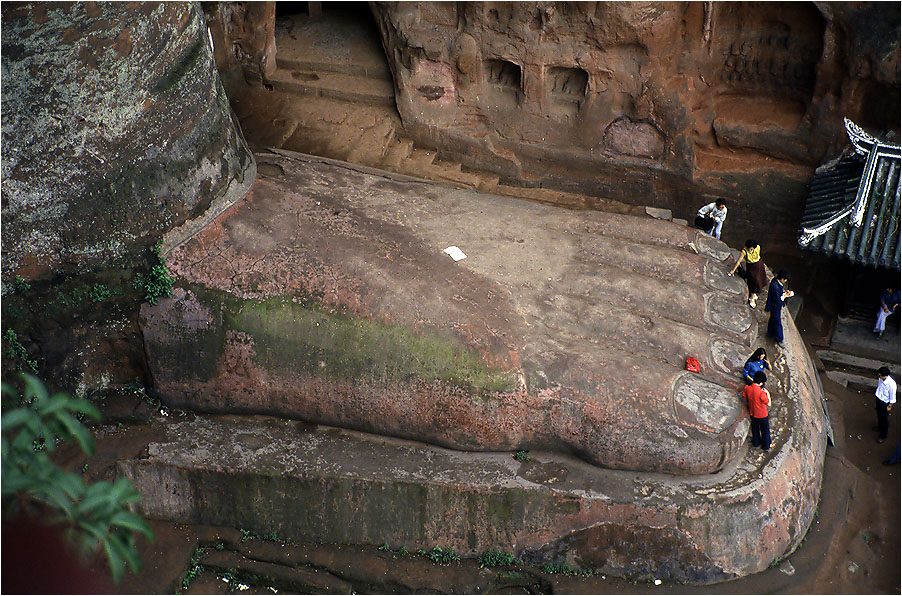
[743,370,772,451]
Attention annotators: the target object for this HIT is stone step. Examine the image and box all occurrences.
[428,162,482,189]
[382,136,414,170]
[346,119,396,166]
[825,370,883,394]
[117,413,814,584]
[402,147,437,170]
[816,349,899,378]
[267,68,396,107]
[275,55,392,80]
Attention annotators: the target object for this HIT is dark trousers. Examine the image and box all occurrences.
[767,310,784,343]
[876,398,890,439]
[750,416,771,450]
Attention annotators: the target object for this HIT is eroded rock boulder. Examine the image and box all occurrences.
[1,2,254,280]
[142,150,761,475]
[134,151,827,582]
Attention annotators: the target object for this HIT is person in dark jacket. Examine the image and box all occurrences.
[764,270,792,349]
[873,286,900,337]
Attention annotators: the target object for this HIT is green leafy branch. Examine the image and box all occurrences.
[1,374,153,582]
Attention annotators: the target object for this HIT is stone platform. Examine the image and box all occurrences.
[132,149,828,583]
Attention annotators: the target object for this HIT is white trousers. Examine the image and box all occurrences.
[875,308,895,333]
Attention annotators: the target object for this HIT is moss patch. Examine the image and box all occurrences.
[188,284,517,395]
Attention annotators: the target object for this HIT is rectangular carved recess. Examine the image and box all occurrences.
[485,58,521,92]
[547,66,587,117]
[548,66,588,100]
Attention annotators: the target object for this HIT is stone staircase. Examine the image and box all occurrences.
[263,17,501,192]
[817,300,900,394]
[268,57,396,107]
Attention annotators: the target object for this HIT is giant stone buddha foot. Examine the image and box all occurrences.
[133,149,828,583]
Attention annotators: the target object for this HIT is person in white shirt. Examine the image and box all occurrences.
[875,366,897,443]
[696,199,728,239]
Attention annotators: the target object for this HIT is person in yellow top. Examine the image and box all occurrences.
[728,239,768,308]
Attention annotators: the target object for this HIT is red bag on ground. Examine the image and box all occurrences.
[685,357,700,373]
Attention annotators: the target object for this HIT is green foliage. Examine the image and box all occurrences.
[418,546,460,565]
[11,275,31,294]
[133,264,173,305]
[90,283,112,303]
[1,374,153,583]
[541,561,573,574]
[3,329,38,373]
[479,549,520,568]
[378,542,390,551]
[180,546,206,591]
[514,450,530,462]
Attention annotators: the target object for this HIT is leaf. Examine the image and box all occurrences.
[108,478,140,505]
[109,532,142,574]
[20,372,48,403]
[1,409,32,432]
[37,394,73,417]
[38,482,75,519]
[77,489,114,516]
[64,398,101,421]
[55,411,95,456]
[102,535,126,584]
[1,382,18,401]
[110,511,154,540]
[55,470,86,501]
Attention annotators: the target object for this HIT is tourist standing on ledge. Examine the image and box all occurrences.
[727,239,767,308]
[744,370,771,451]
[875,366,896,444]
[742,348,770,385]
[764,270,793,349]
[695,199,727,239]
[873,286,900,338]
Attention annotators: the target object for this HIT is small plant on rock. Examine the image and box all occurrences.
[514,450,530,462]
[479,549,520,568]
[420,546,460,564]
[133,264,173,305]
[541,561,573,575]
[3,329,38,373]
[11,275,31,294]
[90,283,111,303]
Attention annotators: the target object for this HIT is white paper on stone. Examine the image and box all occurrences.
[443,246,467,261]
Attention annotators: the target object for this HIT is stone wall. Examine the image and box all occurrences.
[1,2,254,281]
[361,1,898,252]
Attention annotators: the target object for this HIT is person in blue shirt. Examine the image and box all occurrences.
[873,286,900,337]
[764,270,793,349]
[742,348,770,385]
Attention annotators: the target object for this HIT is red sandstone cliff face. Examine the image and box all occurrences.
[363,2,897,249]
[208,2,897,254]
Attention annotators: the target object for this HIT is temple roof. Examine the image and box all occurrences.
[798,119,900,270]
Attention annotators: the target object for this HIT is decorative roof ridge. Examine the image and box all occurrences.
[801,119,900,247]
[845,117,901,154]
